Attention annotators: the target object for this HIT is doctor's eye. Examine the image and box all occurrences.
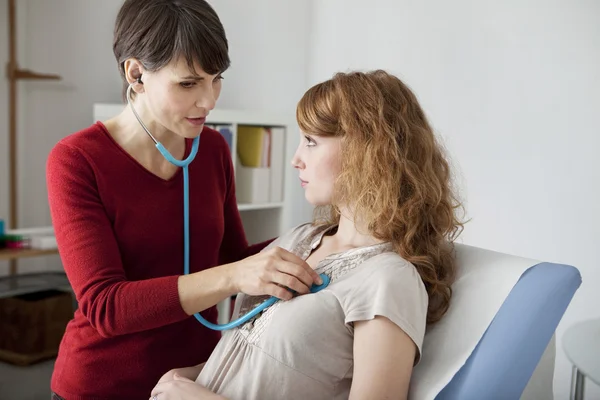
[179,81,196,89]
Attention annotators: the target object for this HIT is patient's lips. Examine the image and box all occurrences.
[299,177,308,187]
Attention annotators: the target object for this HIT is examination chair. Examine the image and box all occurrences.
[409,243,582,400]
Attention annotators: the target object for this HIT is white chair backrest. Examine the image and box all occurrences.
[409,244,539,399]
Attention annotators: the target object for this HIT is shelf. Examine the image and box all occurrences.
[237,202,283,211]
[0,248,59,261]
[0,272,70,299]
[13,68,61,81]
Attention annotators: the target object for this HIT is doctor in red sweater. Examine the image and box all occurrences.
[46,1,321,399]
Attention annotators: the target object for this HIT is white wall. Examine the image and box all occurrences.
[308,0,600,398]
[0,0,314,275]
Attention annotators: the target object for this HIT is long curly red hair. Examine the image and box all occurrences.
[296,70,465,324]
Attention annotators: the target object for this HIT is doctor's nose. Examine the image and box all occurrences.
[195,90,217,111]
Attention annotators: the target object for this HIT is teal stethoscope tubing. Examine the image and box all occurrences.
[126,84,329,331]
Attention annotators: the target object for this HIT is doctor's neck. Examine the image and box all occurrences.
[119,98,184,151]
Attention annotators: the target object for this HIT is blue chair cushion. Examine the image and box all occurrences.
[437,262,581,400]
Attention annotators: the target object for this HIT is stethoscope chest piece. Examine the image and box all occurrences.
[310,273,330,293]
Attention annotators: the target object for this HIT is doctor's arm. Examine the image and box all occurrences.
[47,143,242,338]
[349,316,417,400]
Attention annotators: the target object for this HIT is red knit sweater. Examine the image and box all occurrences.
[46,122,269,399]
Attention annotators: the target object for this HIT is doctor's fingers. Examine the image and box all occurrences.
[273,262,315,293]
[264,282,295,301]
[269,247,321,284]
[269,269,312,296]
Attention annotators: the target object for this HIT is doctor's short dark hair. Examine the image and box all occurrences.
[113,0,230,101]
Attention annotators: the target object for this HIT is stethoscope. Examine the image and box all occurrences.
[126,82,330,331]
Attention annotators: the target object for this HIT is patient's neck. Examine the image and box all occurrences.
[331,207,384,249]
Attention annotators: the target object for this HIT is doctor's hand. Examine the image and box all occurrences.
[150,374,226,400]
[228,246,322,301]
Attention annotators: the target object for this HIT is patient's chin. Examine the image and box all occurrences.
[305,195,330,207]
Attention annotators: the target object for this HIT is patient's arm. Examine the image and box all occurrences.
[350,316,416,400]
[184,361,206,379]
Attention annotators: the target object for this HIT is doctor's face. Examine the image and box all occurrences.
[131,57,224,139]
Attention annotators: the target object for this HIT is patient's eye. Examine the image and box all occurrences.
[305,135,316,147]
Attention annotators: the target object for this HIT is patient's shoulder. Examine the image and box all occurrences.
[361,251,426,290]
[261,223,326,253]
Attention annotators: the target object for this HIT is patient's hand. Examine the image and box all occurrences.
[151,374,226,400]
[154,363,205,387]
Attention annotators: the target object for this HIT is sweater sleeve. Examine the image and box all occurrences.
[46,143,189,338]
[217,148,274,265]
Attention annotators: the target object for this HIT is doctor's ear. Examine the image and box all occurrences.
[123,58,145,87]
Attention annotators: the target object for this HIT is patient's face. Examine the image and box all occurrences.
[291,132,341,206]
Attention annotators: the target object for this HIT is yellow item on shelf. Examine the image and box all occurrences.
[237,126,265,167]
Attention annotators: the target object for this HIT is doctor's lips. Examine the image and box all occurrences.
[299,178,308,187]
[186,116,207,126]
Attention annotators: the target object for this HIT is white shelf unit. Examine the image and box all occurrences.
[93,104,293,324]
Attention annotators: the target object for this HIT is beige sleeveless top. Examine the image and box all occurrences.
[197,223,428,400]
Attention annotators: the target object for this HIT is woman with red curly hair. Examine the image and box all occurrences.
[152,70,464,400]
